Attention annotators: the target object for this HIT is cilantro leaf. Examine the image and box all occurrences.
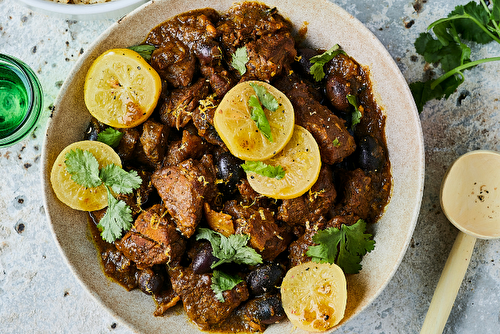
[309,44,346,81]
[211,270,243,303]
[196,228,262,269]
[248,95,273,142]
[411,1,500,112]
[97,128,124,148]
[100,164,142,194]
[128,44,156,61]
[65,148,102,188]
[346,94,362,128]
[97,188,133,243]
[241,161,285,179]
[63,147,143,243]
[249,83,279,111]
[231,46,249,75]
[449,2,493,44]
[306,219,375,274]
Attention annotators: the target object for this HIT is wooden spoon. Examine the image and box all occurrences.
[420,150,500,334]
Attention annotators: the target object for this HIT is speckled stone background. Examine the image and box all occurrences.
[1,0,499,333]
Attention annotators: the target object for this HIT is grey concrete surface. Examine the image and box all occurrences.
[1,0,500,333]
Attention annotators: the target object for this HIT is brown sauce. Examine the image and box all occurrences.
[85,2,391,332]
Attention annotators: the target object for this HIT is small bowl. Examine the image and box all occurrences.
[0,54,43,148]
[18,0,150,20]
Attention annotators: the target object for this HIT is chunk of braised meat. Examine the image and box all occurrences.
[145,9,222,67]
[200,65,235,97]
[159,78,211,129]
[333,168,375,220]
[324,53,364,112]
[100,248,138,291]
[277,165,337,227]
[224,200,291,261]
[164,127,208,166]
[152,155,217,238]
[116,127,140,162]
[136,119,170,169]
[237,178,270,208]
[115,204,186,269]
[191,96,226,147]
[83,117,105,141]
[169,266,249,330]
[274,75,356,164]
[152,286,181,316]
[242,32,296,82]
[203,203,235,238]
[288,217,327,267]
[150,40,197,88]
[217,3,293,55]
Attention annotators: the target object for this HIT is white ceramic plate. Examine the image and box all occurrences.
[41,0,425,333]
[18,0,149,20]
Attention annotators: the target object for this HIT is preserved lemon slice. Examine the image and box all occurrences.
[281,262,347,332]
[213,80,294,160]
[84,48,162,128]
[50,140,121,211]
[245,125,321,199]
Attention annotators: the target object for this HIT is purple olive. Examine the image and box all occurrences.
[246,263,285,296]
[244,294,286,325]
[192,243,219,274]
[357,136,385,172]
[138,268,164,295]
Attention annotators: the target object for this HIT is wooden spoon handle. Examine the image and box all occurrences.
[420,231,476,334]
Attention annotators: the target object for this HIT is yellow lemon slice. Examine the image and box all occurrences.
[245,125,321,199]
[84,48,162,128]
[213,80,294,161]
[50,140,121,211]
[281,262,347,332]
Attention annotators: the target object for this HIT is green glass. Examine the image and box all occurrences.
[0,54,43,147]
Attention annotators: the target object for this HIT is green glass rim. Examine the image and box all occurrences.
[0,54,43,148]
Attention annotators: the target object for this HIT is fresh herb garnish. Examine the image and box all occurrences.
[306,219,375,274]
[64,148,142,243]
[128,44,156,62]
[211,270,244,303]
[241,160,285,179]
[97,128,123,148]
[346,94,362,128]
[410,0,500,112]
[231,46,249,75]
[332,138,341,147]
[309,44,346,81]
[196,228,263,269]
[248,95,273,142]
[249,83,279,111]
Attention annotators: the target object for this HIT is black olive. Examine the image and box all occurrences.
[246,263,286,296]
[295,48,320,78]
[215,151,244,195]
[357,136,385,172]
[138,268,164,295]
[192,243,219,274]
[83,117,105,141]
[245,294,286,325]
[325,74,353,112]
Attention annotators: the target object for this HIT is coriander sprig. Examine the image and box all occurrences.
[64,148,142,243]
[410,0,500,112]
[306,219,375,274]
[196,228,263,269]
